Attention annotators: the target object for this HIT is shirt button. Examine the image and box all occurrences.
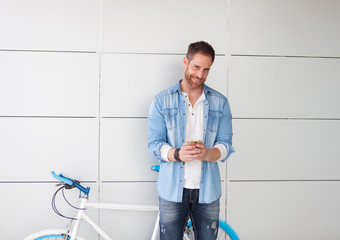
[201,181,203,184]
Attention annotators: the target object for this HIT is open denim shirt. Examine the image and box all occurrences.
[148,80,235,203]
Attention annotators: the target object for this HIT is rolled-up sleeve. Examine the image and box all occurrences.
[147,97,168,162]
[215,99,235,162]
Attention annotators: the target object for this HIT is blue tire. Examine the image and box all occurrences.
[219,220,239,240]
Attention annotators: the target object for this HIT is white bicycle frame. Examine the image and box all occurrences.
[47,169,195,240]
[69,196,160,240]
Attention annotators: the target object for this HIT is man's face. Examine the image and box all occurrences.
[183,52,213,89]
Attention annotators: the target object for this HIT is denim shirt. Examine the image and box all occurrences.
[148,80,235,203]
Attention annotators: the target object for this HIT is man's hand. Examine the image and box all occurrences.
[179,142,206,162]
[167,142,221,162]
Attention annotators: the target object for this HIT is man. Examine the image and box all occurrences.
[148,41,234,240]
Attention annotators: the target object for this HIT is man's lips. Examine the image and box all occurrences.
[192,77,201,83]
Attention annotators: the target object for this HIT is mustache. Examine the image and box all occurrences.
[189,73,202,80]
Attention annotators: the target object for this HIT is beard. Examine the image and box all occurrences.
[184,68,206,89]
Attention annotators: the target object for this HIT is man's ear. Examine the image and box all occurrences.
[183,56,188,67]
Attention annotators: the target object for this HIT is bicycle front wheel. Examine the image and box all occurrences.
[183,220,239,240]
[24,229,86,240]
[218,220,239,240]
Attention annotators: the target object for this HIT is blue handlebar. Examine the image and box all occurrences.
[50,165,161,196]
[51,171,90,195]
[51,171,73,186]
[151,165,160,172]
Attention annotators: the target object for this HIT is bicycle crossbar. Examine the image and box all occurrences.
[85,202,159,211]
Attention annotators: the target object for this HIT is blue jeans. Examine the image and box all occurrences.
[159,188,220,240]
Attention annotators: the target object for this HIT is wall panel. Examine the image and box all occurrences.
[0,118,98,181]
[100,118,158,181]
[100,54,182,117]
[229,0,340,56]
[227,181,340,240]
[0,51,99,117]
[0,0,100,51]
[101,54,228,117]
[229,56,340,118]
[229,119,340,180]
[101,0,228,54]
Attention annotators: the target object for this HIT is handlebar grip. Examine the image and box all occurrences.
[51,171,73,186]
[151,165,160,172]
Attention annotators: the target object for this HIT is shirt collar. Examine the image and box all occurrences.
[181,90,206,102]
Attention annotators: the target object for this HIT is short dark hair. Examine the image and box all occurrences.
[186,41,215,63]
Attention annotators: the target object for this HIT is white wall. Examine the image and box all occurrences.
[0,0,339,239]
[227,0,340,239]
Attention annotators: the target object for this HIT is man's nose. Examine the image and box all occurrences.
[197,70,203,78]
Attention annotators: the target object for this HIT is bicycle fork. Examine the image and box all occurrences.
[151,213,160,240]
[69,196,87,240]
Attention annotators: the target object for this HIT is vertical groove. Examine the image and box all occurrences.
[97,1,103,239]
[225,0,231,224]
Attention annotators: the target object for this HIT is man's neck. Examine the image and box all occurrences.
[180,79,204,106]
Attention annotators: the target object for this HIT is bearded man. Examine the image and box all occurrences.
[148,41,235,240]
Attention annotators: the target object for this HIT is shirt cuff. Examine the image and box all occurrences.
[214,144,227,162]
[160,144,172,162]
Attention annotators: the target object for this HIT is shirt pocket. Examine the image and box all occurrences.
[163,108,178,130]
[207,110,222,132]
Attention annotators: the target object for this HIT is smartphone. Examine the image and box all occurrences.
[188,140,203,146]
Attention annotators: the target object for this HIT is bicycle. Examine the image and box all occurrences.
[24,165,239,240]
